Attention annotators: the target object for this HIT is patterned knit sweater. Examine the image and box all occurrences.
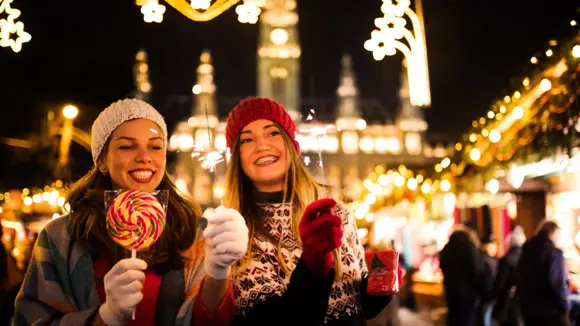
[232,194,392,326]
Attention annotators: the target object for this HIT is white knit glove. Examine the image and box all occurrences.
[98,258,147,325]
[203,206,249,280]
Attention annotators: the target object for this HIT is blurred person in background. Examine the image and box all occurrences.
[478,234,499,326]
[518,221,570,326]
[492,226,526,326]
[0,225,23,325]
[440,226,492,326]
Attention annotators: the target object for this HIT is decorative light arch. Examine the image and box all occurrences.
[364,0,431,107]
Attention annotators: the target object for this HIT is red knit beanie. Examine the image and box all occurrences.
[225,97,300,154]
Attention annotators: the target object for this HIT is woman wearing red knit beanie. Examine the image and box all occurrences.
[223,96,392,325]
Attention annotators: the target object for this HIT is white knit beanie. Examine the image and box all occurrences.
[91,98,168,166]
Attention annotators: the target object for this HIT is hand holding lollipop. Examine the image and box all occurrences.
[101,189,167,322]
[106,189,167,256]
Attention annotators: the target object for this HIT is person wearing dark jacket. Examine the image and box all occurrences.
[517,221,570,326]
[492,226,526,326]
[479,235,499,326]
[440,226,491,326]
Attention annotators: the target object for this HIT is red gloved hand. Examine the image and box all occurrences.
[299,198,343,276]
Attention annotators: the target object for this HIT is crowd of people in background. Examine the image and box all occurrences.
[440,220,577,326]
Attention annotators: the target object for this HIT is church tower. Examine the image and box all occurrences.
[133,49,152,102]
[336,54,362,129]
[257,0,301,120]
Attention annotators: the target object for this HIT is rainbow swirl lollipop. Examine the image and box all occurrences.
[106,190,166,251]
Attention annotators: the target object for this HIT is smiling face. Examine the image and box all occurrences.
[238,119,290,192]
[100,118,166,193]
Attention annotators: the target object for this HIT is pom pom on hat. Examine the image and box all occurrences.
[91,98,168,166]
[225,97,300,154]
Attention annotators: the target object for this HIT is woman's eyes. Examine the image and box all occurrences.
[240,131,280,144]
[118,144,163,150]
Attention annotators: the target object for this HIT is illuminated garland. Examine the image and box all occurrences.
[135,0,265,24]
[434,24,580,190]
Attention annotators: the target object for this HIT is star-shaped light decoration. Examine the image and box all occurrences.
[0,0,31,53]
[141,0,166,23]
[0,20,31,53]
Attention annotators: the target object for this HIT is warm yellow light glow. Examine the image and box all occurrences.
[270,28,289,45]
[522,77,530,87]
[62,105,78,120]
[440,180,451,192]
[190,0,210,10]
[487,111,495,119]
[455,143,462,151]
[499,106,506,114]
[441,157,451,168]
[192,84,202,94]
[540,78,552,92]
[503,95,511,103]
[482,129,489,137]
[512,106,524,119]
[572,45,580,58]
[572,20,577,27]
[407,178,418,191]
[546,49,553,57]
[469,133,477,143]
[514,91,521,99]
[486,179,499,194]
[530,56,538,64]
[489,129,501,143]
[470,148,481,161]
[355,119,367,130]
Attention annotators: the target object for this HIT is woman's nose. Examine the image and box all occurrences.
[255,138,272,151]
[135,149,153,163]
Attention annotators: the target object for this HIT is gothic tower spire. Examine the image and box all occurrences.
[133,49,152,102]
[257,0,301,120]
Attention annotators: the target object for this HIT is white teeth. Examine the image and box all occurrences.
[131,171,153,179]
[255,156,278,165]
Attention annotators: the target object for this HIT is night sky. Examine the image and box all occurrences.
[0,0,577,188]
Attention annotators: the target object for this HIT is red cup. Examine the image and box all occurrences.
[364,250,400,295]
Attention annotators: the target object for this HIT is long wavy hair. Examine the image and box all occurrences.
[67,144,201,268]
[224,123,341,278]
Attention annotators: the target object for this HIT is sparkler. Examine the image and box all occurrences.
[301,108,341,279]
[300,108,336,196]
[195,105,227,230]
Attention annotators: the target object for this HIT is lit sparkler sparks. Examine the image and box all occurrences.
[299,109,337,192]
[199,150,225,172]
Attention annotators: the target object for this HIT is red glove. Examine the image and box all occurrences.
[299,198,343,276]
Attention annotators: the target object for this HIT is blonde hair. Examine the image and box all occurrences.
[224,123,341,278]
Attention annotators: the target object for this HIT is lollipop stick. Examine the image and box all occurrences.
[131,249,136,320]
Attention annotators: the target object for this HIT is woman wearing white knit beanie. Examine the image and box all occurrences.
[14,98,247,326]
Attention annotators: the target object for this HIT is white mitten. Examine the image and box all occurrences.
[98,258,147,325]
[203,206,249,280]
